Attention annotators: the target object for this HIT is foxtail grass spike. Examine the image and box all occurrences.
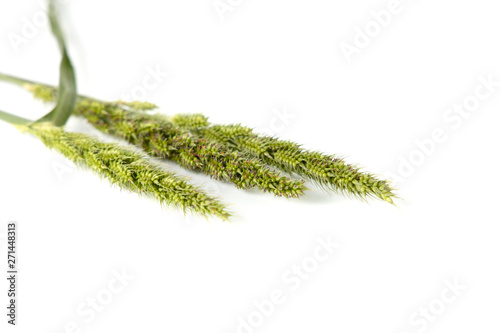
[169,114,397,204]
[18,122,231,220]
[23,84,306,198]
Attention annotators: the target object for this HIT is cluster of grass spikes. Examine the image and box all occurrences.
[25,82,397,205]
[0,0,397,223]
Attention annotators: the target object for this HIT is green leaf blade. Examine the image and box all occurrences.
[36,0,77,127]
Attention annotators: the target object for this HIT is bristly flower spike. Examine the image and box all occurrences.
[19,122,232,220]
[169,114,397,204]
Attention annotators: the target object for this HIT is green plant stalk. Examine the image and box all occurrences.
[17,122,231,220]
[13,82,306,198]
[168,114,397,204]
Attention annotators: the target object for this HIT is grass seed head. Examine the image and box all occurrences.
[171,114,397,204]
[19,122,231,220]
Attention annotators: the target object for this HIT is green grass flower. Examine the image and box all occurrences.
[18,122,231,220]
[169,114,397,204]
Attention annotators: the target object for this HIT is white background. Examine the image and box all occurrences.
[1,0,499,332]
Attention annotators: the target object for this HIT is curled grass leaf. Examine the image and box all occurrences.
[36,0,76,126]
[0,0,75,127]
